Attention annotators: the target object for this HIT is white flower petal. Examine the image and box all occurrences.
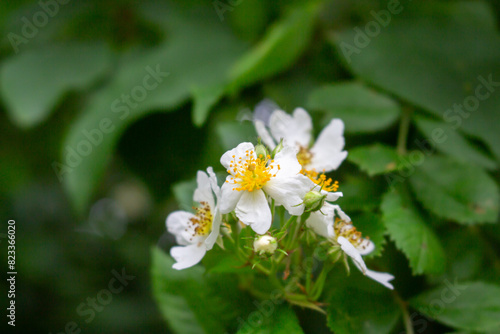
[219,179,243,213]
[253,98,280,125]
[270,144,301,177]
[235,190,272,234]
[364,268,395,290]
[309,119,347,172]
[193,170,214,209]
[255,120,276,149]
[205,209,221,250]
[269,108,312,148]
[171,244,207,270]
[338,236,367,273]
[264,173,312,216]
[357,239,375,256]
[330,204,351,222]
[306,206,334,238]
[220,142,255,171]
[166,211,196,246]
[206,166,221,199]
[324,191,343,202]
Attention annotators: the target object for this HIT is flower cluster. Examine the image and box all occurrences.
[165,104,394,304]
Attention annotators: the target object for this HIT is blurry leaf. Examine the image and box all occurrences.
[191,84,226,127]
[350,212,386,258]
[414,116,497,170]
[338,173,385,212]
[410,282,500,332]
[430,228,488,284]
[61,6,247,213]
[327,288,400,334]
[263,71,319,109]
[332,14,500,163]
[152,247,250,334]
[172,178,197,212]
[381,187,446,275]
[216,121,258,151]
[409,155,499,224]
[151,247,210,334]
[348,144,399,176]
[307,82,400,133]
[229,0,271,41]
[0,42,111,127]
[236,305,304,334]
[228,2,319,91]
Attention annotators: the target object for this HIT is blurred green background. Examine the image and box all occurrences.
[1,0,500,333]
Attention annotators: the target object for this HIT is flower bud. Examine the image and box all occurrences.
[271,139,284,158]
[253,235,278,255]
[303,190,326,212]
[255,143,268,160]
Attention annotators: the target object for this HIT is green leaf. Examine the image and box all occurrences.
[414,115,497,170]
[307,82,400,133]
[350,212,386,258]
[60,5,247,213]
[236,305,304,334]
[332,11,500,163]
[172,178,197,212]
[381,187,446,275]
[409,155,499,224]
[410,282,500,332]
[216,121,258,151]
[327,288,400,334]
[337,173,385,212]
[151,247,250,334]
[191,84,226,127]
[0,42,111,128]
[348,144,399,176]
[228,2,319,91]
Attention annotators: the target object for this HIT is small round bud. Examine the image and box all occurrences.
[253,235,278,255]
[255,143,268,160]
[303,190,326,212]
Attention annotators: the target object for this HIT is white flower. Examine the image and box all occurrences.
[220,142,312,234]
[306,203,395,289]
[253,235,278,255]
[254,107,347,173]
[166,167,221,270]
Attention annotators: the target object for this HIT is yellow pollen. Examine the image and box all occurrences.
[187,201,213,237]
[297,146,313,167]
[334,217,371,250]
[226,150,278,192]
[302,169,339,192]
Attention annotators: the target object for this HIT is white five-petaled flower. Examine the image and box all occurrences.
[220,142,312,234]
[306,203,395,289]
[166,167,221,270]
[254,107,348,173]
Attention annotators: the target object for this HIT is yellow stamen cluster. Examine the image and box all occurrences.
[302,169,339,192]
[297,146,313,167]
[226,150,279,192]
[334,217,371,252]
[187,201,213,238]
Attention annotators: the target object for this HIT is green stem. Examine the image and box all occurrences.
[397,106,413,156]
[395,293,414,334]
